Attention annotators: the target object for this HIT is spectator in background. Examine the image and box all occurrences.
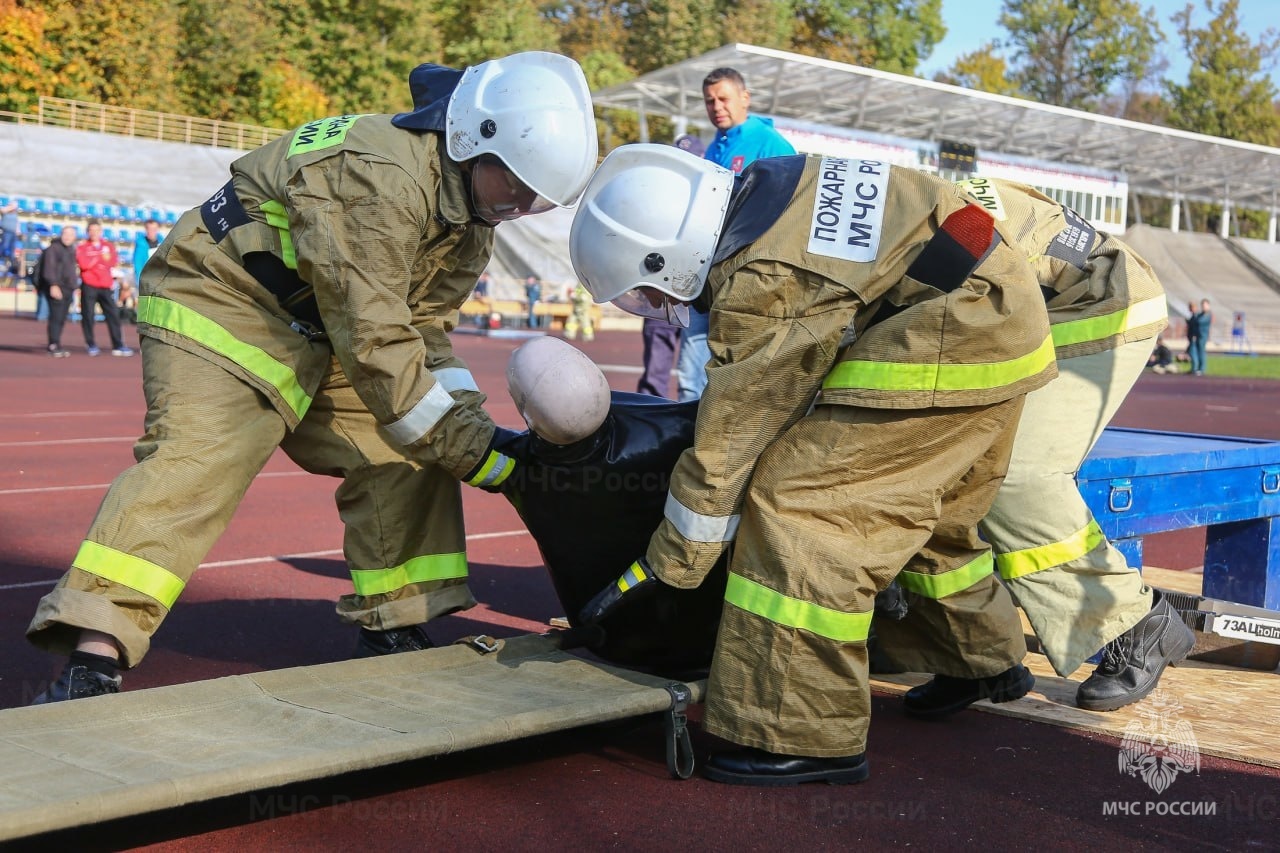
[132,218,163,287]
[524,274,542,329]
[474,270,492,301]
[676,67,797,401]
[637,318,679,398]
[0,199,19,279]
[76,219,133,357]
[1189,297,1211,375]
[37,225,79,357]
[1231,311,1250,353]
[633,133,706,400]
[1183,300,1199,373]
[1147,335,1174,373]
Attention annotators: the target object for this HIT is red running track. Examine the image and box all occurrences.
[2,314,1278,850]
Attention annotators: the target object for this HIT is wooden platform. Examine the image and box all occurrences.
[870,567,1280,769]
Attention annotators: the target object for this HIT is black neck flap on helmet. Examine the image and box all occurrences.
[391,64,465,133]
[711,154,806,266]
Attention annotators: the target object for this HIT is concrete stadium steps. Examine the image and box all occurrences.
[1122,224,1280,346]
[1236,237,1280,283]
[0,122,240,213]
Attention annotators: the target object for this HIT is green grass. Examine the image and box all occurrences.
[1162,353,1280,379]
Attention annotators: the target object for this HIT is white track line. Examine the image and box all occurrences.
[0,436,138,449]
[0,470,308,497]
[0,411,122,419]
[0,528,531,591]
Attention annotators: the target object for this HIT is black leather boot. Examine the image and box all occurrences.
[703,746,869,786]
[354,624,434,658]
[1075,590,1195,712]
[31,653,122,704]
[903,664,1034,720]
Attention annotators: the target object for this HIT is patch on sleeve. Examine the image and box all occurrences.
[806,157,890,263]
[287,115,368,158]
[1044,206,1096,269]
[955,177,1007,221]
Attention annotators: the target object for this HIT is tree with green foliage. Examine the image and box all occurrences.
[271,0,445,118]
[792,0,944,73]
[173,0,282,125]
[625,0,721,73]
[998,0,1162,109]
[38,0,183,113]
[722,0,796,50]
[436,0,558,70]
[1165,0,1280,145]
[1163,0,1279,238]
[936,42,1022,96]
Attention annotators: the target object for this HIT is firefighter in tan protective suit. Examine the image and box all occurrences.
[568,145,1057,786]
[877,177,1195,715]
[26,52,598,703]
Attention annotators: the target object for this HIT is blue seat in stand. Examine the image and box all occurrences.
[1079,428,1280,609]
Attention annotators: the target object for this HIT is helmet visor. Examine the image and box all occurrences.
[470,154,556,224]
[611,287,691,328]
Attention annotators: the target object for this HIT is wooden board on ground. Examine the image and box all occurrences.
[870,567,1280,769]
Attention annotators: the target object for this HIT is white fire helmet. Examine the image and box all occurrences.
[568,143,733,327]
[507,336,611,446]
[446,52,599,212]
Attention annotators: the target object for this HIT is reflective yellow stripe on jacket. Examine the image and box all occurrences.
[137,295,313,420]
[73,540,185,608]
[1050,294,1168,350]
[725,573,872,643]
[822,335,1055,395]
[259,200,297,269]
[349,552,468,597]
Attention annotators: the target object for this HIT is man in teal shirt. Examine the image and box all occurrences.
[678,67,796,401]
[702,67,796,174]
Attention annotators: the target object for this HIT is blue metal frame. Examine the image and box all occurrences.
[1078,428,1280,609]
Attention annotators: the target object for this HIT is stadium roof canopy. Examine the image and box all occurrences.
[592,44,1280,212]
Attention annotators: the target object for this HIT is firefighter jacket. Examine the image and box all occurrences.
[136,114,501,482]
[956,177,1167,359]
[645,155,1056,588]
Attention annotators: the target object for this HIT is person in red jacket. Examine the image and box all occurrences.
[75,219,132,357]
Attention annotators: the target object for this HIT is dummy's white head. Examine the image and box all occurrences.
[507,337,611,445]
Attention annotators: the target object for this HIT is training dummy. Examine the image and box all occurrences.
[494,337,726,671]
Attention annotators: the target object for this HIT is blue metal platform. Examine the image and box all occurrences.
[1079,428,1280,609]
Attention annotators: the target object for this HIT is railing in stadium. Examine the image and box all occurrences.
[0,97,287,150]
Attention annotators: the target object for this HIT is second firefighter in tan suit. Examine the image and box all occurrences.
[876,177,1195,716]
[25,52,598,704]
[569,145,1056,786]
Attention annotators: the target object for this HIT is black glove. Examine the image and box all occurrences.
[464,426,524,493]
[578,558,662,624]
[874,580,909,621]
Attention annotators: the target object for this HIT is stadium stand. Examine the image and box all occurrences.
[1121,225,1280,349]
[1,117,595,315]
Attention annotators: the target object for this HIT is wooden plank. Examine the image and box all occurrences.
[870,567,1280,769]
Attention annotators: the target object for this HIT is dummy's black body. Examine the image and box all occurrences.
[495,392,726,670]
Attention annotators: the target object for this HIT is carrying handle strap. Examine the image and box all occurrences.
[664,682,695,780]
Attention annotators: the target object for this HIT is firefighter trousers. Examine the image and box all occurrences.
[981,339,1155,674]
[27,338,473,667]
[703,398,1027,758]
